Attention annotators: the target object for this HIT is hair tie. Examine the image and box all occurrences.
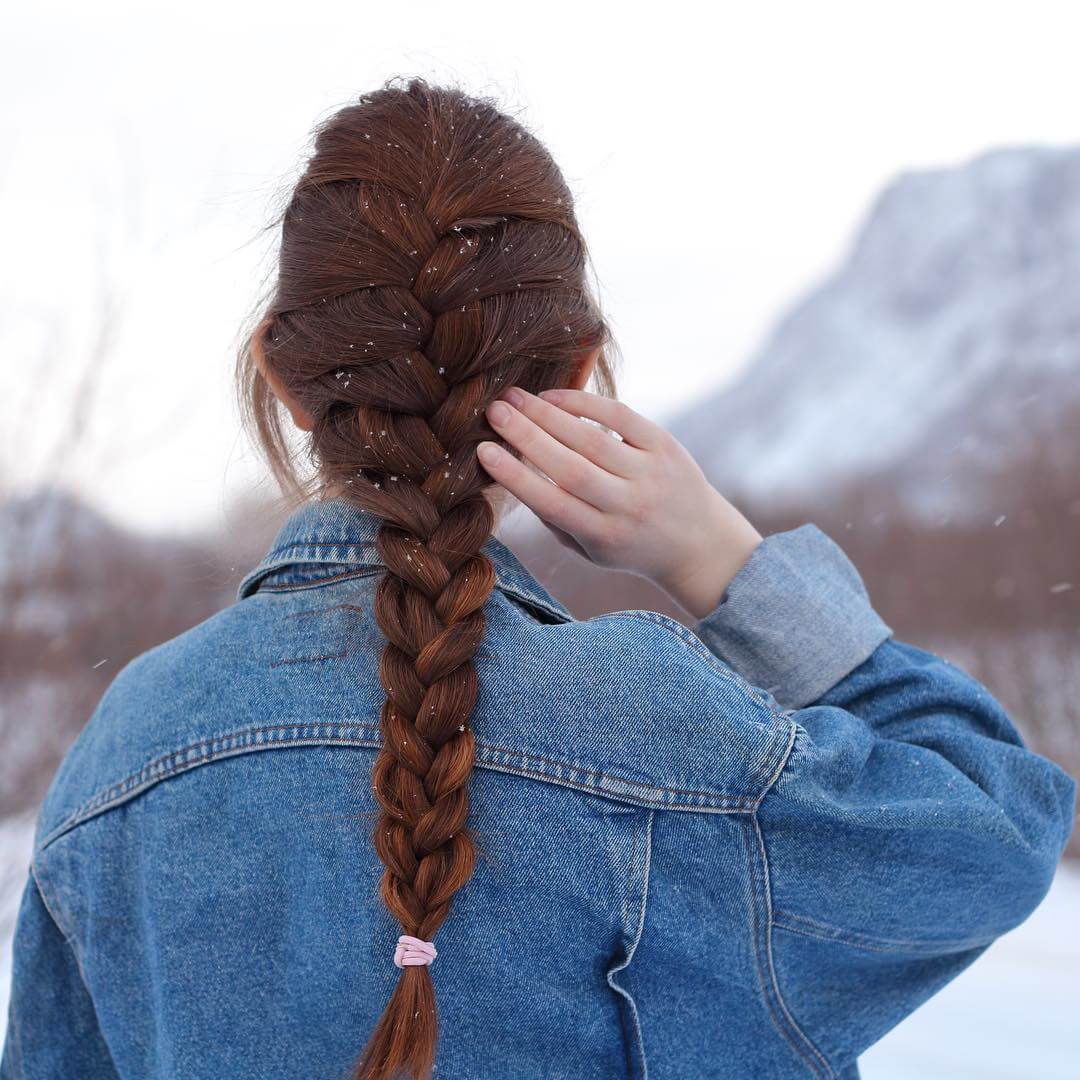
[393,934,437,969]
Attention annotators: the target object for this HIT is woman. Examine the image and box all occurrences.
[2,78,1073,1080]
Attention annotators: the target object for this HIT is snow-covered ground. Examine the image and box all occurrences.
[0,813,1076,1074]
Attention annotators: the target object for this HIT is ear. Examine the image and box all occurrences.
[251,322,316,432]
[568,344,601,392]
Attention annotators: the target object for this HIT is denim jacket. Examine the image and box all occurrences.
[2,498,1075,1079]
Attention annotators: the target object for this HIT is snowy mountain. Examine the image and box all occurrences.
[671,146,1080,519]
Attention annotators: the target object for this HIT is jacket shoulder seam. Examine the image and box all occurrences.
[593,609,788,717]
[752,719,798,811]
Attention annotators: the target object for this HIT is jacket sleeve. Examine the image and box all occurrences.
[693,524,1077,1070]
[1,869,118,1079]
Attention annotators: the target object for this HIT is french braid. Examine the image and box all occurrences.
[240,78,614,1080]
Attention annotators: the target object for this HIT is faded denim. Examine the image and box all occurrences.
[2,498,1075,1079]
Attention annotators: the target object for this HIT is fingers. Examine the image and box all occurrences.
[482,396,628,511]
[496,386,643,478]
[536,388,664,451]
[475,440,605,537]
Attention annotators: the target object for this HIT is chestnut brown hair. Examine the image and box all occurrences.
[236,77,615,1079]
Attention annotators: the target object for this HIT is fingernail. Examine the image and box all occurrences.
[539,389,563,403]
[476,441,502,465]
[501,386,525,408]
[487,400,511,425]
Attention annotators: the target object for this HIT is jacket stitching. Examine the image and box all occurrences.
[269,651,350,668]
[751,720,799,810]
[605,808,653,1080]
[771,910,993,955]
[38,724,765,851]
[753,816,834,1076]
[477,740,762,804]
[613,812,635,1077]
[740,819,808,1071]
[258,539,378,555]
[473,760,756,816]
[741,817,833,1078]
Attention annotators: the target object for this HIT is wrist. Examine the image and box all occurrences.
[654,495,763,619]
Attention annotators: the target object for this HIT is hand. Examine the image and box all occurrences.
[475,386,763,620]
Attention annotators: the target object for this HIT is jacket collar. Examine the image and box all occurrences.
[237,497,574,623]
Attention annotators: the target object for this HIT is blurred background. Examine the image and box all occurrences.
[1,1,1077,1075]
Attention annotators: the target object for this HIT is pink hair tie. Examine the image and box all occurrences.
[393,934,437,969]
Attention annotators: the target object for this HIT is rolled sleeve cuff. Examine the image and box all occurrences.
[693,523,893,710]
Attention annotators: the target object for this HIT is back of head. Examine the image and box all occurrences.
[237,77,615,1079]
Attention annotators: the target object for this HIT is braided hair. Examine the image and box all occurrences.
[238,79,615,1079]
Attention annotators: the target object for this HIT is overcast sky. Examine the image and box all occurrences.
[4,0,1080,535]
